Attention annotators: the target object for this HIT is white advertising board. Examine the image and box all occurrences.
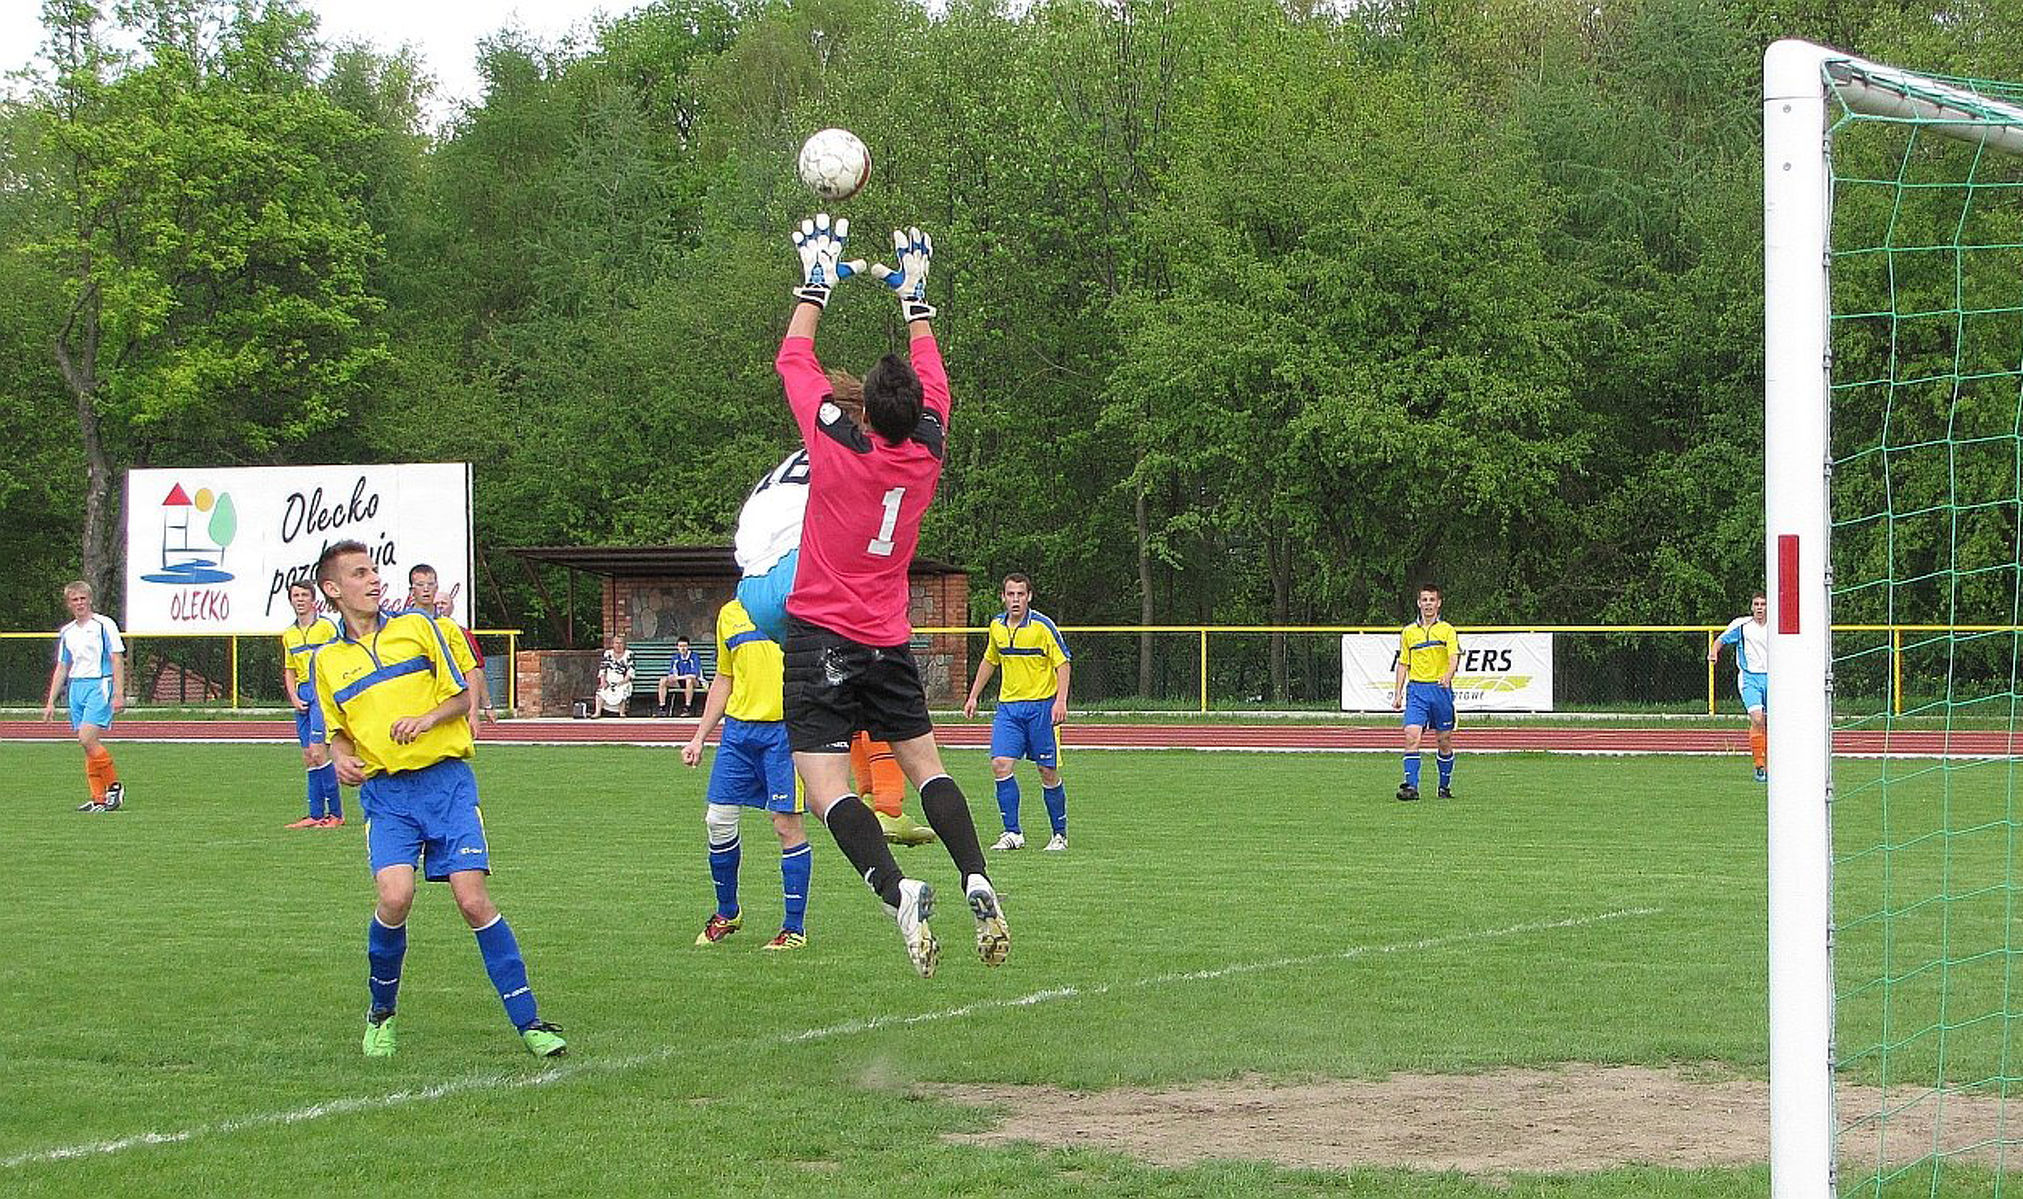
[123,463,473,634]
[1340,632,1554,712]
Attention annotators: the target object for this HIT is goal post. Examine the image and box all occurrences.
[1764,38,2023,1198]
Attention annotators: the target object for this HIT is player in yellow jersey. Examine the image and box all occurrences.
[681,598,813,950]
[280,579,344,828]
[963,573,1073,851]
[1391,582,1459,801]
[311,539,565,1059]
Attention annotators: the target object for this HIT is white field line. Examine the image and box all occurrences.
[3,906,1657,1171]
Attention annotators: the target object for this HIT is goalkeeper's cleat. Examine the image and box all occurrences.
[362,1010,397,1057]
[520,1021,567,1058]
[1042,832,1068,852]
[100,783,123,811]
[285,815,324,829]
[990,830,1025,851]
[1396,784,1420,802]
[695,912,743,945]
[886,877,939,978]
[761,930,807,952]
[1437,787,1454,800]
[1754,767,1769,783]
[965,875,1011,967]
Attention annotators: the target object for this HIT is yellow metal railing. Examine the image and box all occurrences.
[7,623,2016,715]
[911,623,2023,714]
[2,628,522,710]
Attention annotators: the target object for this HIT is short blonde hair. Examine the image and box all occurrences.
[64,580,92,599]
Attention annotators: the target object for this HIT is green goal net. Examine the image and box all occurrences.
[1768,39,2023,1198]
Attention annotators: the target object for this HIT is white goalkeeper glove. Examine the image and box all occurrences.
[791,214,867,309]
[867,226,935,322]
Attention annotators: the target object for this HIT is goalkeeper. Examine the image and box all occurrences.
[772,213,1007,980]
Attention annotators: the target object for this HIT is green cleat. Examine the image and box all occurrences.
[521,1021,567,1058]
[362,1010,397,1057]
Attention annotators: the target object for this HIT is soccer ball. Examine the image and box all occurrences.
[798,128,871,202]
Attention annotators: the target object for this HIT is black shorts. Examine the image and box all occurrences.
[782,616,934,753]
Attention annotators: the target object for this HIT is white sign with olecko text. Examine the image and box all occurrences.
[123,463,472,634]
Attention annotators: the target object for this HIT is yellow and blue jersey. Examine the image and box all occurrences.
[280,615,339,693]
[311,611,477,777]
[984,610,1071,702]
[1399,620,1460,684]
[717,598,785,723]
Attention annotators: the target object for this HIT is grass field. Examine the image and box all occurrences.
[1,741,2007,1196]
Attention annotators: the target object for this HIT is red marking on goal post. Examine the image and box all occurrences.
[1777,535,1801,633]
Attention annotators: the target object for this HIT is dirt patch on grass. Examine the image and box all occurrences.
[927,1063,2013,1175]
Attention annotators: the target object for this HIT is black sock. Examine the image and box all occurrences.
[919,775,987,880]
[822,794,903,907]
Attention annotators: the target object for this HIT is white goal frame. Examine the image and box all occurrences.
[1762,37,2023,1199]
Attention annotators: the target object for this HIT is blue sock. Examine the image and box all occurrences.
[366,916,406,1014]
[1041,783,1068,836]
[1403,754,1422,788]
[708,833,741,919]
[780,842,812,934]
[317,762,342,818]
[995,775,1022,834]
[306,767,326,819]
[1437,752,1455,790]
[474,915,540,1030]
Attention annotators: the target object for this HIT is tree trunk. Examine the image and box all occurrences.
[1268,533,1290,704]
[1135,485,1154,700]
[53,283,120,604]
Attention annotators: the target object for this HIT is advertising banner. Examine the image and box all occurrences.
[1340,632,1554,712]
[123,463,473,634]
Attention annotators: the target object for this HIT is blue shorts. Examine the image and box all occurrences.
[294,681,326,746]
[1402,681,1456,732]
[67,677,114,731]
[361,757,489,880]
[735,549,797,645]
[1739,671,1768,713]
[991,698,1059,768]
[708,717,802,812]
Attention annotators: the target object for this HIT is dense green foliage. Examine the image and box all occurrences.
[5,0,2019,662]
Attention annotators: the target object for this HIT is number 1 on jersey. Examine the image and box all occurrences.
[868,487,904,557]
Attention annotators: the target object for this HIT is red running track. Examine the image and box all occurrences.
[4,720,2018,756]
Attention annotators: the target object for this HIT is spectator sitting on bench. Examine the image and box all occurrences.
[656,636,705,716]
[592,634,636,718]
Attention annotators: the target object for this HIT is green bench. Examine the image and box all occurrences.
[626,638,716,715]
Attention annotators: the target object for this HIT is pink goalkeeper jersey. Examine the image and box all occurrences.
[776,332,950,646]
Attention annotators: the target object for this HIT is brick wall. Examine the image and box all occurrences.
[514,648,603,717]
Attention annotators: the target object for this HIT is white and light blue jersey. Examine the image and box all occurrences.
[1719,616,1769,675]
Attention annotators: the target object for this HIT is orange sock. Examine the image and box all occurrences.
[851,732,905,817]
[1749,727,1767,769]
[84,746,116,800]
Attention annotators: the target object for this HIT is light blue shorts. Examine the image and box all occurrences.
[1739,671,1768,713]
[362,758,488,880]
[708,718,802,813]
[991,698,1059,768]
[735,549,798,645]
[67,677,114,730]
